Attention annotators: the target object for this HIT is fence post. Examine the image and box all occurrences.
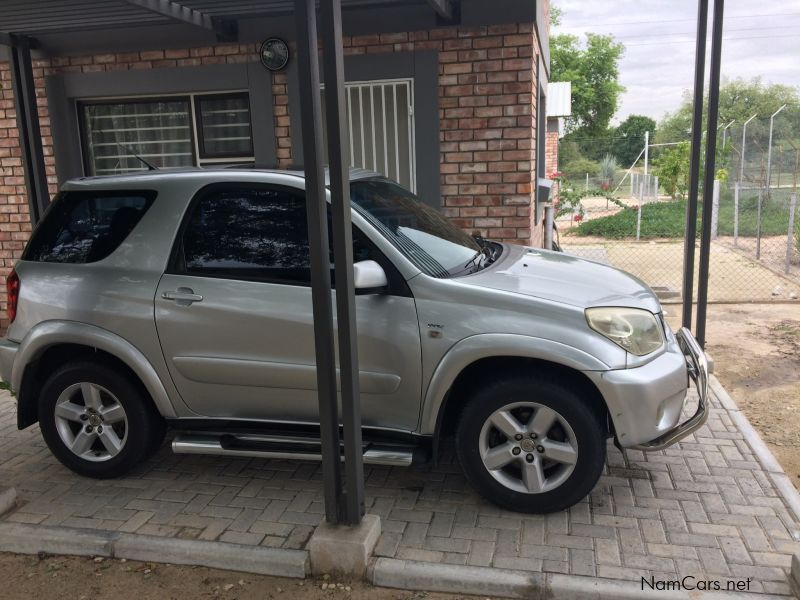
[756,187,763,260]
[636,181,644,241]
[654,176,659,201]
[734,182,740,247]
[630,172,635,198]
[711,179,720,239]
[585,173,589,192]
[787,193,797,274]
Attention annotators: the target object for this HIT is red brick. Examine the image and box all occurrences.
[140,50,164,60]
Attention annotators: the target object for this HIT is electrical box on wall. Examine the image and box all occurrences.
[536,177,553,222]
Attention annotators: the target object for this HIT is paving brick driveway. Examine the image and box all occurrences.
[1,386,798,596]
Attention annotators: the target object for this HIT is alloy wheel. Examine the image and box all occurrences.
[53,382,128,462]
[478,401,578,494]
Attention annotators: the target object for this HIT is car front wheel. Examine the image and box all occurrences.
[456,375,607,513]
[38,361,165,479]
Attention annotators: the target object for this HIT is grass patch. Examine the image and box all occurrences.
[571,200,690,239]
[571,193,796,240]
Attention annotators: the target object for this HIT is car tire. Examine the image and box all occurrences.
[38,361,165,479]
[456,374,606,513]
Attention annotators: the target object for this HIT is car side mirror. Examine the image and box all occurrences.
[353,260,388,294]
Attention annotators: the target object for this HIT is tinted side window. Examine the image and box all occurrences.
[24,190,155,264]
[181,187,311,283]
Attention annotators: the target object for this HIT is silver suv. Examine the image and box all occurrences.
[0,169,707,513]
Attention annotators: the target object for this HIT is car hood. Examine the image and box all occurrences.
[463,245,662,313]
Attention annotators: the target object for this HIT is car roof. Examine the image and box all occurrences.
[62,166,383,189]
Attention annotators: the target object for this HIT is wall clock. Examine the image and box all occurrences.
[260,38,289,71]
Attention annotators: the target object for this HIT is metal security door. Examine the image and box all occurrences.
[323,79,416,192]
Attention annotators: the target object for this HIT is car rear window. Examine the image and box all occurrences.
[23,190,156,264]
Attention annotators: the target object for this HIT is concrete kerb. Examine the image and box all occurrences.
[0,488,16,518]
[790,552,800,598]
[368,558,786,600]
[0,522,309,578]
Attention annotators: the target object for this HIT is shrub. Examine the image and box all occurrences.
[562,157,600,182]
[598,154,618,185]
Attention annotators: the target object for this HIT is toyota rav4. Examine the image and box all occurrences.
[0,169,707,513]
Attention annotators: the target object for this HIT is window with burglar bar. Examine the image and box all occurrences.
[79,92,254,176]
[322,79,416,192]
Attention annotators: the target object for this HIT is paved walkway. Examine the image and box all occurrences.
[1,383,799,597]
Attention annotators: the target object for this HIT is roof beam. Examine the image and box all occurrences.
[0,32,41,49]
[123,0,237,41]
[426,0,454,20]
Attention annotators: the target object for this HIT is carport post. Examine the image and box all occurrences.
[320,0,366,525]
[695,0,726,349]
[5,35,49,224]
[293,0,344,524]
[681,0,709,330]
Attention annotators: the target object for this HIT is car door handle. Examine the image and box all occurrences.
[162,288,203,305]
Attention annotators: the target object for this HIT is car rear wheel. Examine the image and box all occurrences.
[38,362,165,479]
[456,375,606,513]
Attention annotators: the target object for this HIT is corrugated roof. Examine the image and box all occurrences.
[547,81,571,118]
[0,0,427,35]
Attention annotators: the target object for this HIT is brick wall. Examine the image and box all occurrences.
[0,22,545,327]
[545,128,559,179]
[341,24,541,246]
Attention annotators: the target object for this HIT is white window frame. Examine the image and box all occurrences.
[77,90,255,176]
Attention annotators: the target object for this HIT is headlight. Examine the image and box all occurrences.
[585,307,664,356]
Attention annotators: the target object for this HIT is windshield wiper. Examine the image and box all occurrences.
[463,245,493,273]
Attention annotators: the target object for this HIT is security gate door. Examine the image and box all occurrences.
[323,79,416,192]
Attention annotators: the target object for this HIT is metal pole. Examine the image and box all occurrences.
[787,193,797,274]
[643,130,649,183]
[734,181,740,246]
[766,104,787,201]
[722,119,735,151]
[294,0,344,524]
[756,187,763,260]
[681,0,709,330]
[636,181,643,241]
[320,0,365,525]
[654,176,659,202]
[695,0,726,348]
[740,113,757,185]
[7,36,50,224]
[544,204,554,250]
[711,179,720,239]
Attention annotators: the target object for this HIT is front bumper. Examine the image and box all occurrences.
[585,327,709,449]
[631,328,709,450]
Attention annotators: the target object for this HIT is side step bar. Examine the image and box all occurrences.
[172,433,417,467]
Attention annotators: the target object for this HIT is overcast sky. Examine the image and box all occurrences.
[553,0,800,124]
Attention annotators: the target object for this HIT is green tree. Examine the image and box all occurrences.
[550,4,562,27]
[656,78,800,145]
[655,142,691,200]
[612,115,656,166]
[551,33,625,136]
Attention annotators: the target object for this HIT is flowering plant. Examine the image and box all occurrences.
[547,171,625,226]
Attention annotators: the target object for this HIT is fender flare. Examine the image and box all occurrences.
[417,333,610,436]
[12,320,177,419]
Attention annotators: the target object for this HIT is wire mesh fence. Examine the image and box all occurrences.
[555,111,800,304]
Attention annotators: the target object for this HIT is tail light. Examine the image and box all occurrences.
[6,268,19,324]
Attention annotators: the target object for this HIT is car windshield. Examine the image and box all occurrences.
[350,178,482,278]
